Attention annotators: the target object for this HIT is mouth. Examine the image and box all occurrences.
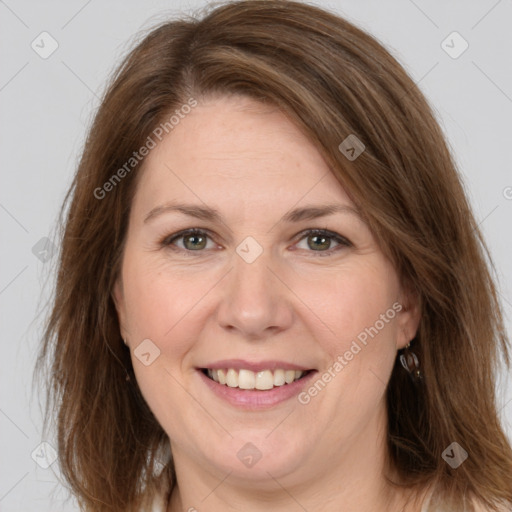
[200,367,312,390]
[196,363,317,409]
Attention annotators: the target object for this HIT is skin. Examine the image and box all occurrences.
[113,94,422,512]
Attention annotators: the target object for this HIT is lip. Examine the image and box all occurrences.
[198,359,313,372]
[197,367,318,410]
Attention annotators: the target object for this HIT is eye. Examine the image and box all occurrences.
[161,228,351,256]
[293,229,351,256]
[162,229,216,252]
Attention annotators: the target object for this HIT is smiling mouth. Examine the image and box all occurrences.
[201,368,312,390]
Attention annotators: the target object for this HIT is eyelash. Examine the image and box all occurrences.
[160,228,352,257]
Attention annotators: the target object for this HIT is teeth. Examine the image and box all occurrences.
[285,370,296,384]
[206,368,306,390]
[239,369,255,389]
[274,369,285,386]
[255,370,274,390]
[226,368,238,388]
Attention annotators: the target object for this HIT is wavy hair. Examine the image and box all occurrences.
[35,0,512,510]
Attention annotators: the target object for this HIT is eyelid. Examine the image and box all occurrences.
[161,227,352,255]
[161,228,219,252]
[292,228,352,256]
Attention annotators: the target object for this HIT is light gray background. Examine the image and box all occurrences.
[1,0,511,510]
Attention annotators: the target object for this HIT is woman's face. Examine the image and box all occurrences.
[113,95,419,488]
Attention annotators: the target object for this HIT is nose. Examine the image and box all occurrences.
[216,247,294,340]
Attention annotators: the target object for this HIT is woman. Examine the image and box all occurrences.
[36,0,512,510]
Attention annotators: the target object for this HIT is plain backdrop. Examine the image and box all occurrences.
[1,0,511,510]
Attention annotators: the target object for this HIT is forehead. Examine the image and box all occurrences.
[131,95,354,219]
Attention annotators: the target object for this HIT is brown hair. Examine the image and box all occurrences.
[35,0,512,510]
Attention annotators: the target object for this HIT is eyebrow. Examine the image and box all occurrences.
[143,202,363,225]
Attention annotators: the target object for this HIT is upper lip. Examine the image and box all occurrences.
[199,359,314,372]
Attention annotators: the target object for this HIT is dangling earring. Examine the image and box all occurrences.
[399,342,423,382]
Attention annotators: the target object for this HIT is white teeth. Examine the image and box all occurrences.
[217,369,226,385]
[238,369,255,389]
[273,369,285,386]
[285,370,296,384]
[226,368,238,388]
[205,368,306,390]
[255,370,274,390]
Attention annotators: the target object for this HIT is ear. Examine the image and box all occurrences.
[112,278,128,341]
[395,283,421,350]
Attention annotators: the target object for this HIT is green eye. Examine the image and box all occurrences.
[163,228,351,256]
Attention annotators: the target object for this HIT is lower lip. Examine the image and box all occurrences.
[197,369,317,409]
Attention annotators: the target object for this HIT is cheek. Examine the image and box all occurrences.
[121,252,200,339]
[122,257,205,432]
[297,266,401,426]
[119,260,191,398]
[122,247,400,360]
[294,261,401,357]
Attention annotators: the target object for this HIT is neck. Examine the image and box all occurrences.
[166,404,422,512]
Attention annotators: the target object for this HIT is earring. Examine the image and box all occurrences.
[399,342,423,382]
[123,338,128,346]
